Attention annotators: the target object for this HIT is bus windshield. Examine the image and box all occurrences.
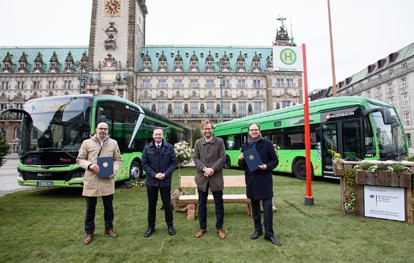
[21,97,92,155]
[371,108,407,160]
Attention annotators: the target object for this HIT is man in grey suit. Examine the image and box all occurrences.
[193,120,226,239]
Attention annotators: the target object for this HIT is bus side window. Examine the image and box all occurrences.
[97,107,107,123]
[284,136,291,149]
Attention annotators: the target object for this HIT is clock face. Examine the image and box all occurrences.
[104,0,122,16]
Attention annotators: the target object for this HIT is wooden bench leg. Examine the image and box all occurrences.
[246,204,252,216]
[187,204,196,220]
[272,202,278,211]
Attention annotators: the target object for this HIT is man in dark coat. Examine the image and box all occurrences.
[193,120,226,239]
[238,123,282,246]
[142,128,178,237]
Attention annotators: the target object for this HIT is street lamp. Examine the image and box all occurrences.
[327,0,337,97]
[216,60,224,122]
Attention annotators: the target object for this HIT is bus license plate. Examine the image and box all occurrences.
[37,181,53,187]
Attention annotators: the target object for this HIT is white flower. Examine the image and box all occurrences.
[174,141,194,166]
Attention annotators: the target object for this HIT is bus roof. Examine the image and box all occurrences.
[25,94,187,131]
[213,96,394,136]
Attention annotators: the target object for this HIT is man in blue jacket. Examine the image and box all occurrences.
[238,123,282,246]
[142,128,178,237]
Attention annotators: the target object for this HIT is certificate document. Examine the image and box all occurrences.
[243,147,263,172]
[97,157,114,178]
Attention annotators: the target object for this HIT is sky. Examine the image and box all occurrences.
[1,0,413,92]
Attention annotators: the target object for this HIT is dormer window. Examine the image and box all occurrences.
[367,64,376,74]
[377,58,386,69]
[388,52,399,63]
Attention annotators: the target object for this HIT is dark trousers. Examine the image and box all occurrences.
[198,183,224,230]
[146,185,173,229]
[251,198,274,238]
[85,195,114,234]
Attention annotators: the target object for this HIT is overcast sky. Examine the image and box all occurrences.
[1,0,413,92]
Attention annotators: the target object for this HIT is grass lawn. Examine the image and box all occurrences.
[0,167,412,263]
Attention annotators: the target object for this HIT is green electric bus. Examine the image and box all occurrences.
[213,96,408,179]
[1,94,188,187]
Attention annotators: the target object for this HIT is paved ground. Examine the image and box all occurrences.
[0,154,195,197]
[0,154,32,197]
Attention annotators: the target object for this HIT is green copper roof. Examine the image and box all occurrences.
[344,42,414,86]
[0,46,88,73]
[1,45,274,73]
[138,45,273,72]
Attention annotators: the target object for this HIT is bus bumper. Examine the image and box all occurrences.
[17,178,84,187]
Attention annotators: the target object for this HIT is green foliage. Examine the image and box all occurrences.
[0,133,10,167]
[122,179,145,189]
[1,168,414,262]
[375,163,390,171]
[412,198,414,212]
[167,129,179,145]
[344,169,355,187]
[344,190,356,213]
[390,163,409,173]
[328,150,341,163]
[358,162,374,170]
[406,156,414,162]
[357,162,409,173]
[191,125,202,147]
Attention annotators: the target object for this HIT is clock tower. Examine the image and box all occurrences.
[87,0,147,101]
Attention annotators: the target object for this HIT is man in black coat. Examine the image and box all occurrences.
[142,128,178,237]
[238,123,282,246]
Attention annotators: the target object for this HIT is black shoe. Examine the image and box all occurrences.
[250,230,263,240]
[144,228,155,238]
[265,236,282,246]
[168,226,176,236]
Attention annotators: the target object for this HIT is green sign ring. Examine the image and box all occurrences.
[279,48,297,65]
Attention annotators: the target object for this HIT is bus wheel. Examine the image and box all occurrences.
[223,155,231,169]
[293,159,314,180]
[293,159,307,180]
[130,160,143,180]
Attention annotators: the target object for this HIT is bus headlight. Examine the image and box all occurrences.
[17,169,23,180]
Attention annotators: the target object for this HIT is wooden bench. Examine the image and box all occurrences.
[178,175,252,220]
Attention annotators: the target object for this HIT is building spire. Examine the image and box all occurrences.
[289,18,296,46]
[273,15,290,46]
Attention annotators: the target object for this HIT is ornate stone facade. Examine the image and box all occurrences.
[0,2,302,151]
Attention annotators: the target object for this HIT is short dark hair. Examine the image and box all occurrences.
[248,123,260,130]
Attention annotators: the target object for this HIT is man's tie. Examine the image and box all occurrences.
[156,145,160,155]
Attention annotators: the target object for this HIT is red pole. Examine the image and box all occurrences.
[302,44,314,206]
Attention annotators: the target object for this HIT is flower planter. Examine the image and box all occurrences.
[333,162,344,176]
[343,163,355,170]
[399,172,411,188]
[355,169,366,185]
[390,172,400,187]
[339,161,413,224]
[365,171,376,185]
[376,170,390,186]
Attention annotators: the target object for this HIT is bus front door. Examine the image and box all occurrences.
[321,120,363,176]
[321,123,338,176]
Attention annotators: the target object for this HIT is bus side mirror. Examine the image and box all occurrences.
[98,115,106,123]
